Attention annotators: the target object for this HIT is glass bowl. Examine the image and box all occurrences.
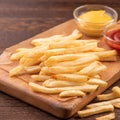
[73,4,118,37]
[104,22,120,51]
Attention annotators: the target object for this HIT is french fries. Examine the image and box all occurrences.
[29,82,98,94]
[78,104,114,118]
[97,86,120,101]
[76,85,120,119]
[86,98,120,108]
[9,29,118,100]
[9,29,120,119]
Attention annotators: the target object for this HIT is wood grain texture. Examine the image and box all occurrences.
[0,0,120,120]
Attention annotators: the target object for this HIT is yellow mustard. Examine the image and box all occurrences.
[78,10,113,37]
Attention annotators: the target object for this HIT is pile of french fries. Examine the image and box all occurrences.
[9,29,117,98]
[78,86,120,120]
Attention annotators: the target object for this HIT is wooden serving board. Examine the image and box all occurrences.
[0,19,120,119]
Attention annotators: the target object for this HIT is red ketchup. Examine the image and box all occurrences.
[105,29,120,50]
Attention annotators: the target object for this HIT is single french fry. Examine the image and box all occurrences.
[10,51,27,60]
[93,50,117,59]
[41,65,87,74]
[97,93,117,101]
[45,54,87,66]
[45,46,100,58]
[77,61,100,75]
[9,65,24,76]
[77,61,107,76]
[96,113,115,120]
[31,75,51,82]
[54,74,88,83]
[59,90,86,97]
[45,48,67,57]
[42,79,86,87]
[86,98,120,108]
[52,55,99,67]
[97,86,120,101]
[88,78,108,87]
[78,104,114,118]
[19,57,41,66]
[112,86,120,97]
[24,65,41,74]
[66,42,99,52]
[113,103,120,108]
[31,35,64,46]
[49,40,81,49]
[90,65,107,75]
[29,82,98,94]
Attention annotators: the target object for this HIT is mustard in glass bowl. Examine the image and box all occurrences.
[73,5,118,37]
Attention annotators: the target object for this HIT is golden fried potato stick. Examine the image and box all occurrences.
[78,104,114,118]
[97,86,120,101]
[92,50,117,61]
[45,54,82,66]
[54,74,88,82]
[29,82,98,94]
[77,61,107,76]
[49,40,97,49]
[52,55,99,67]
[59,90,86,97]
[10,65,24,77]
[112,86,120,97]
[97,93,117,101]
[24,65,41,74]
[60,29,82,41]
[45,46,103,58]
[86,98,120,108]
[42,79,86,88]
[45,48,67,57]
[96,113,115,120]
[10,48,32,60]
[41,65,88,75]
[10,51,27,61]
[31,35,64,46]
[31,75,51,82]
[88,78,108,87]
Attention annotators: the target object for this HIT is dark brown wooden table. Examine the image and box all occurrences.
[0,0,120,120]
